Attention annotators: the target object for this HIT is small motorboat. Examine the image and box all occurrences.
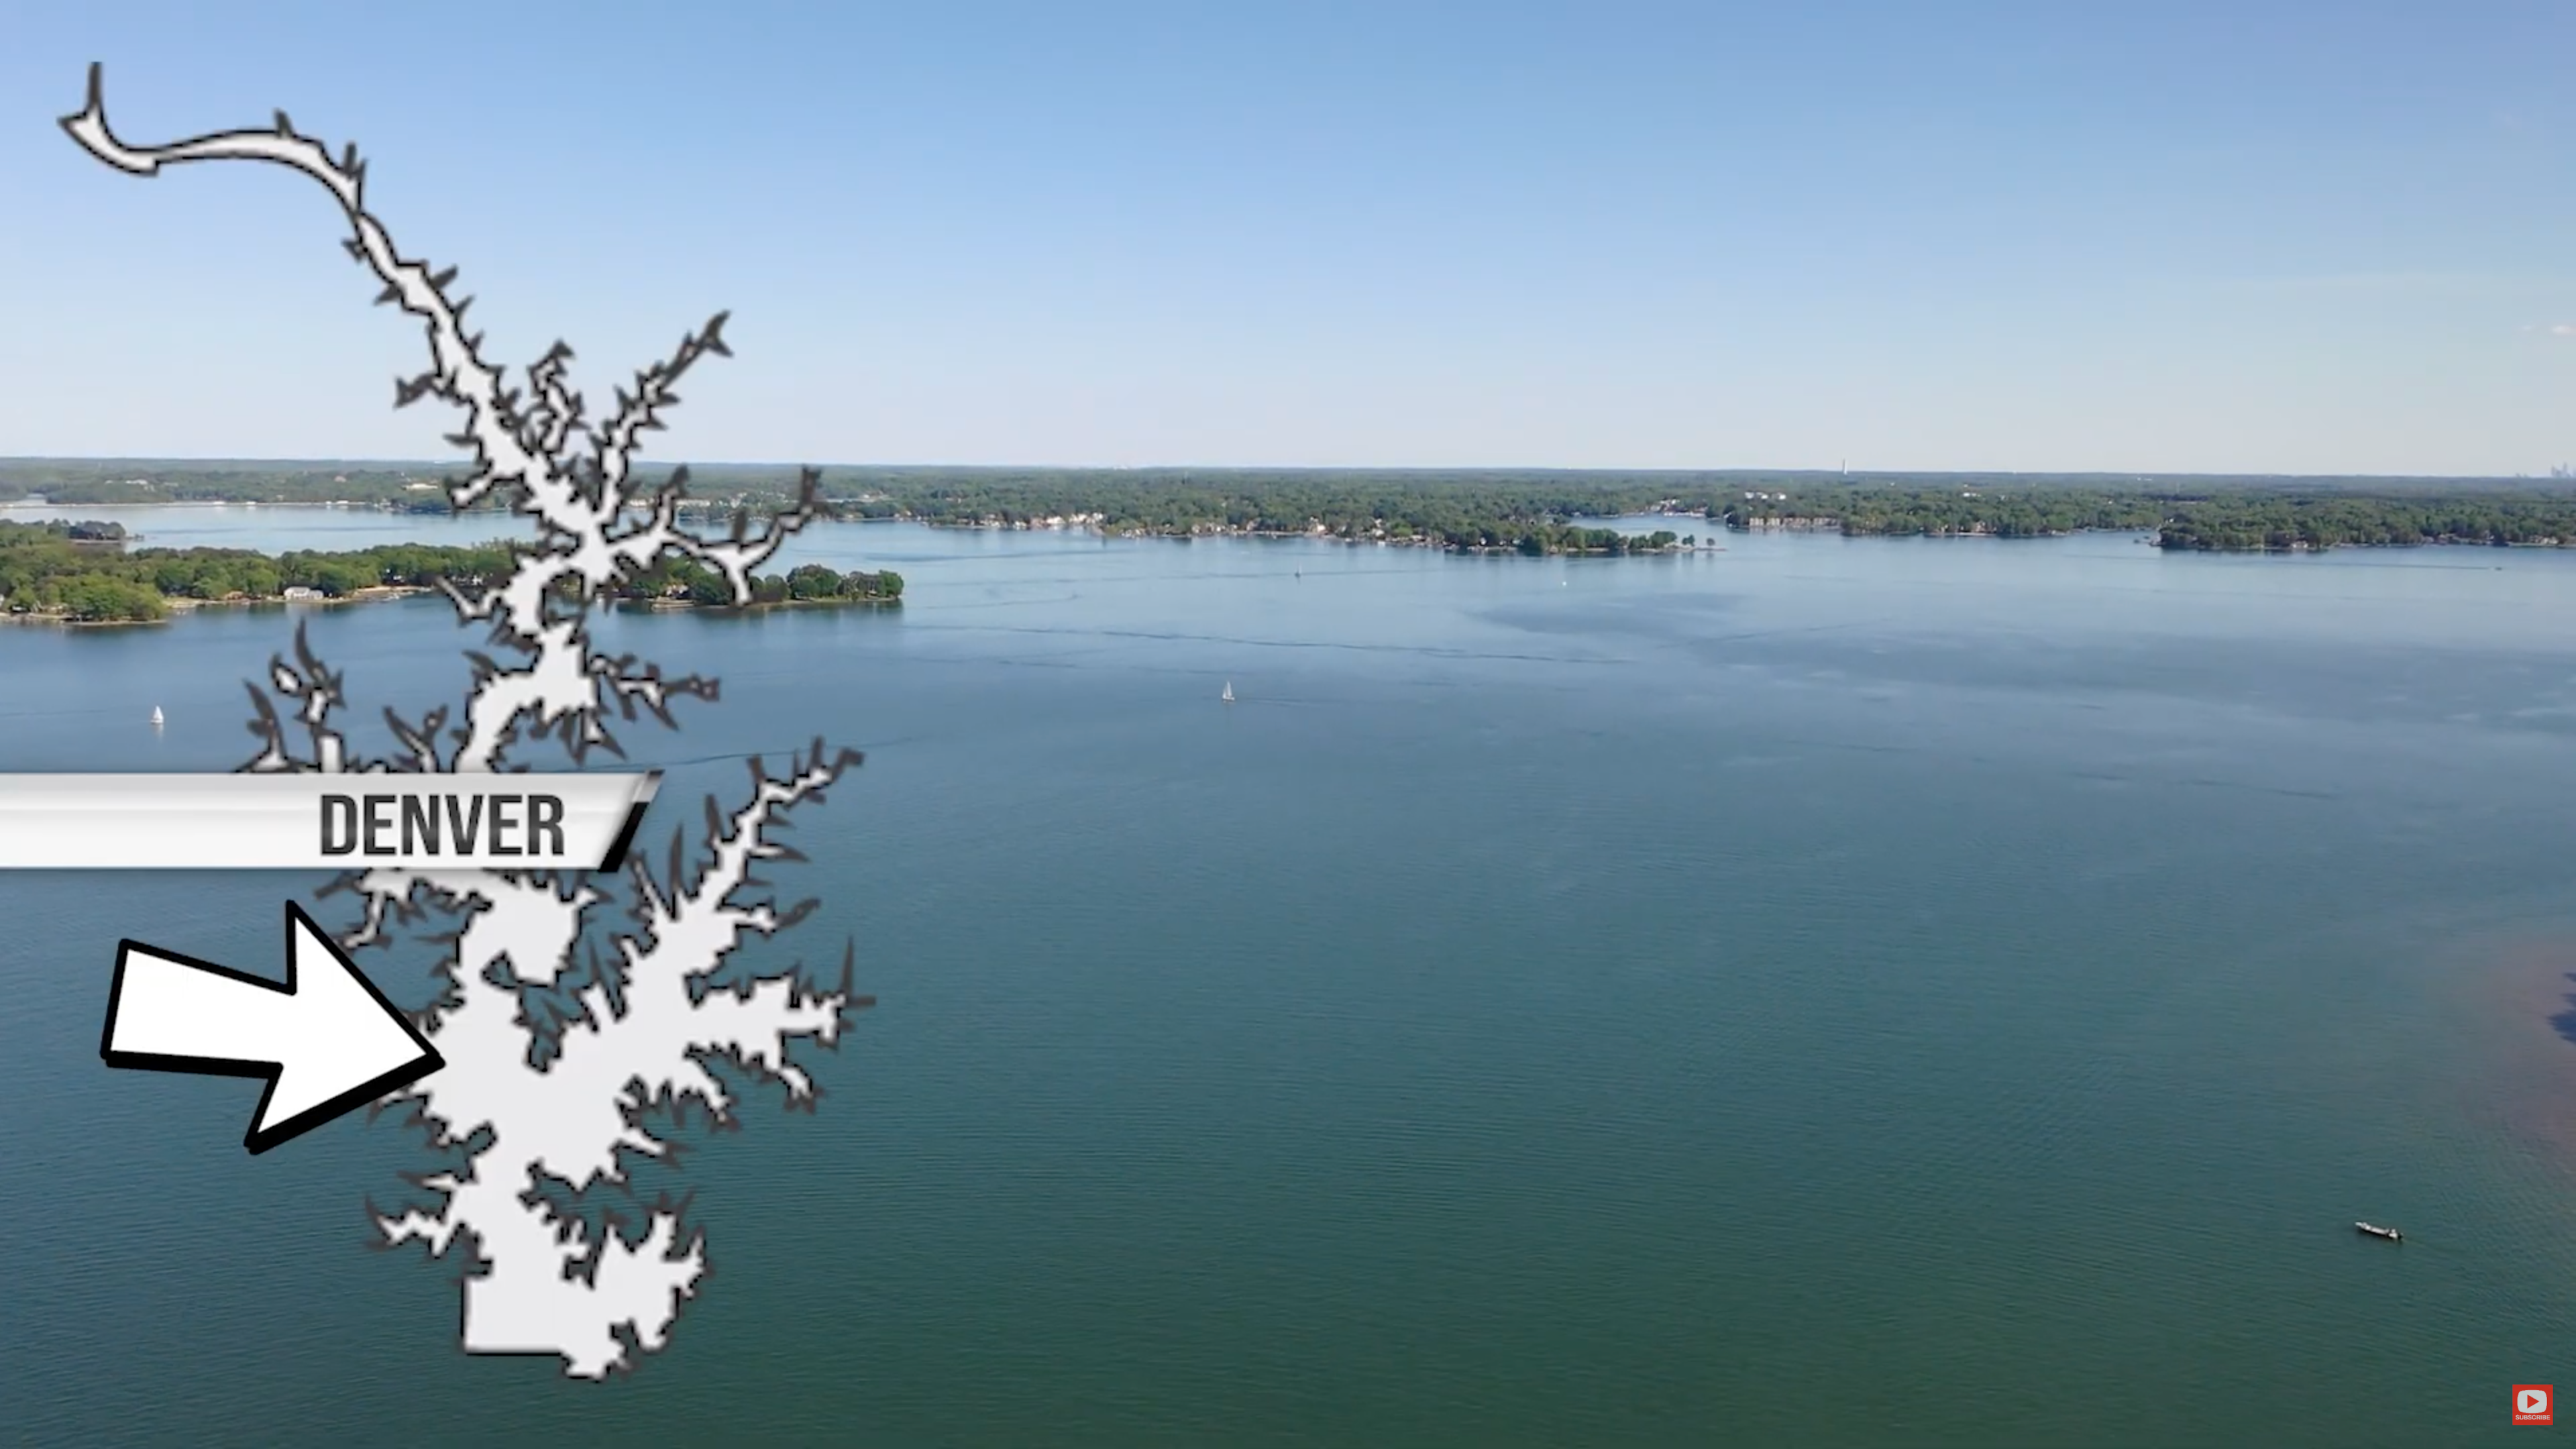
[2355,1222,2402,1242]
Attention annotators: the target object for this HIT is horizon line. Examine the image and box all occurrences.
[2,457,2569,484]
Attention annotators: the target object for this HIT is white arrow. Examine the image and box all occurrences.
[102,900,444,1154]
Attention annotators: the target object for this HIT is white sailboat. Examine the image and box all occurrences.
[150,705,164,727]
[1221,681,1234,704]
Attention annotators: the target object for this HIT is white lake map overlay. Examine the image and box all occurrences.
[62,64,869,1378]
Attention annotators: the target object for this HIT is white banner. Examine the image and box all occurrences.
[0,772,660,871]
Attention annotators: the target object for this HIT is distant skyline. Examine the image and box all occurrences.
[5,3,2575,474]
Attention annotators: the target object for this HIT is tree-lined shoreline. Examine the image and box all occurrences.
[0,519,902,624]
[11,462,2576,555]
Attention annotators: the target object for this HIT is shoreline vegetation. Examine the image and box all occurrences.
[12,461,2576,557]
[8,465,2576,619]
[0,519,902,625]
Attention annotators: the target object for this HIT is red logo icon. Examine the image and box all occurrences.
[2516,1385,2553,1425]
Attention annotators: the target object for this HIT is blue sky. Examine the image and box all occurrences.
[3,1,2572,474]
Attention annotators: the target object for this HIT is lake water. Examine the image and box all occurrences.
[6,504,2576,1445]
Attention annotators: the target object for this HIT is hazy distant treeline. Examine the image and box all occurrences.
[804,468,2576,551]
[9,461,2576,552]
[0,460,472,511]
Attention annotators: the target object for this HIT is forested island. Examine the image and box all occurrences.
[10,460,2576,556]
[0,519,902,624]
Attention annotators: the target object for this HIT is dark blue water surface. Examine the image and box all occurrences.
[7,509,2576,1446]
